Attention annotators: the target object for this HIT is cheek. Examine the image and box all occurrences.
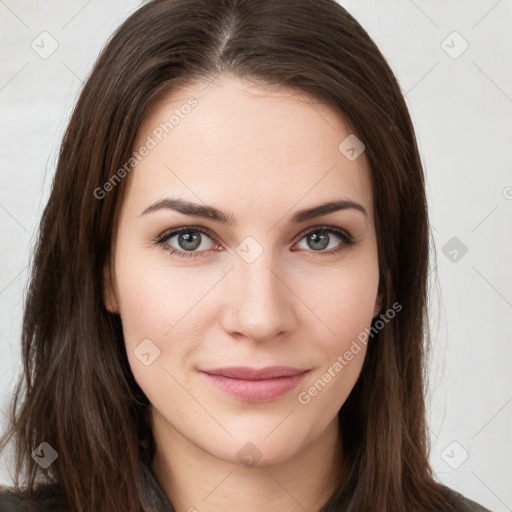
[291,252,379,404]
[113,246,221,342]
[115,258,210,408]
[308,274,376,331]
[295,268,376,413]
[294,253,379,344]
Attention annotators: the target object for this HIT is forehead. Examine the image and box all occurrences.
[125,74,373,220]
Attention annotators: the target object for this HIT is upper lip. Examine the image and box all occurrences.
[200,366,309,380]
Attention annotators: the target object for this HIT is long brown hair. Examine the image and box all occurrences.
[0,0,468,510]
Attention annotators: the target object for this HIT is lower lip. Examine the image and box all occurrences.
[201,371,309,402]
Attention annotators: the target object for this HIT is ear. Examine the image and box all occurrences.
[372,292,382,318]
[102,260,119,314]
[372,278,384,318]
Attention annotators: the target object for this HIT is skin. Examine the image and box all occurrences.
[103,74,381,512]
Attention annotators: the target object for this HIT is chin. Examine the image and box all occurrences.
[203,427,310,469]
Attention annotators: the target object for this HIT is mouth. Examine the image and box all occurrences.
[199,366,310,402]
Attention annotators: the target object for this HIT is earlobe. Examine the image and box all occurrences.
[372,280,384,318]
[372,297,382,318]
[102,262,119,313]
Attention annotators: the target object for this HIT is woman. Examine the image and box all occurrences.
[0,0,492,510]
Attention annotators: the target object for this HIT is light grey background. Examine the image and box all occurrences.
[1,1,511,509]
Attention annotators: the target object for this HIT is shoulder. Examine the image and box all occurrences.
[0,485,27,512]
[0,481,493,512]
[456,494,492,512]
[444,486,492,512]
[0,483,67,512]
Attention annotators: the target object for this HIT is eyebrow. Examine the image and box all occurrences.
[140,197,367,225]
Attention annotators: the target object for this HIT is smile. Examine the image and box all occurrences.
[199,366,310,402]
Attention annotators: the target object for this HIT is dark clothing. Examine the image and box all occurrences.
[0,461,492,511]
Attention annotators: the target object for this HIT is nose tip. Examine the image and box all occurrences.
[220,257,296,344]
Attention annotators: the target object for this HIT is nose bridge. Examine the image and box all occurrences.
[222,240,295,342]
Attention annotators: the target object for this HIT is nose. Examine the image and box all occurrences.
[219,249,297,344]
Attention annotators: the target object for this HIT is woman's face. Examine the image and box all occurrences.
[103,74,381,467]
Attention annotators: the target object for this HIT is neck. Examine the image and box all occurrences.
[150,410,345,512]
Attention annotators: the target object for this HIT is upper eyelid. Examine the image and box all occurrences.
[155,225,216,245]
[295,225,353,241]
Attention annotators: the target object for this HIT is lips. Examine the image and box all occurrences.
[201,366,309,380]
[200,366,310,402]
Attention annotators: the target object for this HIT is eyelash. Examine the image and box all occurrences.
[153,225,355,259]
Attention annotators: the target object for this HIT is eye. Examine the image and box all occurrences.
[154,227,219,259]
[293,226,355,255]
[154,225,355,259]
